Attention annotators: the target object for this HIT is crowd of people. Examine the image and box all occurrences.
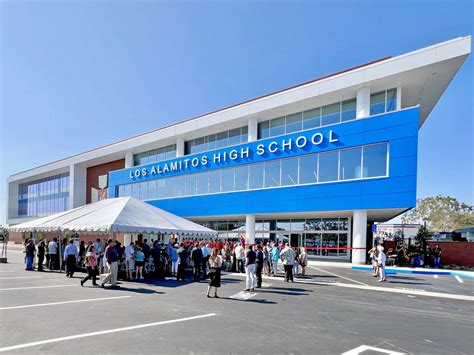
[385,242,443,268]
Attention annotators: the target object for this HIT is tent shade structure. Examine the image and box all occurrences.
[9,197,217,237]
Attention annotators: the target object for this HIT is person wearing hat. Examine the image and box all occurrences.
[376,246,387,282]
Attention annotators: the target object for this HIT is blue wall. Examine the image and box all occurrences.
[109,107,418,218]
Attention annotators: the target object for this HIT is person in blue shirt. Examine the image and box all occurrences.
[270,242,280,276]
[63,239,78,278]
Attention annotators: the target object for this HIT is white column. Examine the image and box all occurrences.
[396,86,402,110]
[246,214,256,244]
[352,210,367,264]
[69,164,87,209]
[248,117,258,142]
[356,87,370,118]
[125,151,134,168]
[176,137,185,157]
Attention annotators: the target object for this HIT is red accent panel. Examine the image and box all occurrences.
[86,159,125,204]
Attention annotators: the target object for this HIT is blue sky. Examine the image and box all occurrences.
[0,0,472,225]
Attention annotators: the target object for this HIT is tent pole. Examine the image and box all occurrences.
[58,230,63,273]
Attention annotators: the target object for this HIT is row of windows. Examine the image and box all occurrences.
[185,126,248,155]
[117,143,388,201]
[133,144,176,166]
[197,218,349,232]
[18,197,69,218]
[258,89,397,140]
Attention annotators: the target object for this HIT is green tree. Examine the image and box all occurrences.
[414,225,433,249]
[401,195,473,232]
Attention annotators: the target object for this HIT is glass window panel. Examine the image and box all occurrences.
[276,220,291,231]
[264,161,280,187]
[148,149,158,164]
[184,141,193,155]
[303,108,321,130]
[318,151,339,182]
[220,168,234,192]
[341,98,356,122]
[228,128,241,146]
[206,134,216,151]
[249,163,264,189]
[322,218,339,230]
[176,176,186,196]
[291,219,305,231]
[157,147,167,162]
[386,88,397,112]
[370,91,386,115]
[217,221,228,231]
[258,121,270,139]
[285,113,302,133]
[363,144,387,178]
[157,179,166,198]
[215,131,228,149]
[166,177,176,197]
[234,165,248,190]
[139,181,149,200]
[185,174,197,196]
[196,172,209,195]
[322,233,339,256]
[270,117,285,137]
[140,154,149,165]
[148,179,157,200]
[131,183,140,199]
[338,233,348,257]
[304,219,321,231]
[340,218,349,231]
[118,185,125,197]
[321,103,341,126]
[281,157,298,186]
[241,126,248,143]
[209,170,220,193]
[124,184,131,197]
[340,147,362,180]
[194,137,206,154]
[299,155,317,184]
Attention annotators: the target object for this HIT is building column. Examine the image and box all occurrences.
[248,117,258,142]
[69,164,87,209]
[356,87,370,118]
[396,86,402,110]
[176,137,185,158]
[246,214,256,244]
[125,151,134,168]
[352,210,367,264]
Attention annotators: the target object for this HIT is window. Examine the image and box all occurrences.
[193,137,205,154]
[303,108,321,130]
[185,174,197,196]
[139,181,149,200]
[270,117,285,137]
[215,131,228,149]
[264,161,280,187]
[209,170,220,193]
[234,166,248,190]
[318,151,339,182]
[340,147,362,180]
[196,172,209,194]
[249,163,264,189]
[148,180,157,199]
[341,99,356,122]
[175,176,186,196]
[157,179,166,198]
[370,91,386,115]
[134,144,176,166]
[281,157,298,186]
[386,88,397,112]
[258,121,270,139]
[206,134,216,151]
[166,177,176,197]
[220,168,234,192]
[131,183,140,199]
[286,113,302,133]
[321,103,340,126]
[228,128,241,146]
[363,144,388,178]
[299,155,317,184]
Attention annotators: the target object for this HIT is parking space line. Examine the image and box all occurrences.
[343,345,404,354]
[0,285,77,291]
[0,276,41,280]
[230,291,258,300]
[0,296,132,311]
[455,276,464,283]
[433,275,438,279]
[309,266,369,286]
[0,313,216,352]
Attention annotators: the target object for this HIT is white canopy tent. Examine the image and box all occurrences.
[9,197,217,237]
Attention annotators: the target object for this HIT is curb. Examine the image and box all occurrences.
[352,266,474,279]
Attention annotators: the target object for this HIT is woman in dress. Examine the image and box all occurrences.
[81,245,98,286]
[206,248,222,298]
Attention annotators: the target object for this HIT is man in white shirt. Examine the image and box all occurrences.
[234,243,244,273]
[63,240,78,277]
[377,247,387,282]
[125,242,135,280]
[48,238,59,270]
[201,242,211,279]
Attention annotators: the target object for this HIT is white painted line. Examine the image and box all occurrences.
[343,345,404,355]
[0,296,132,311]
[0,313,216,352]
[407,295,416,298]
[309,266,369,286]
[0,276,41,280]
[455,275,464,283]
[433,275,438,279]
[261,282,272,288]
[229,291,257,300]
[0,284,77,291]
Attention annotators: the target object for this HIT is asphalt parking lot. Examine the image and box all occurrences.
[1,249,473,354]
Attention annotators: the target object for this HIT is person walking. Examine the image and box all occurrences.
[243,244,256,292]
[255,244,264,288]
[234,243,244,273]
[368,246,378,277]
[81,245,98,286]
[433,244,442,269]
[125,242,135,280]
[191,242,203,281]
[177,243,189,282]
[377,247,387,282]
[171,243,179,276]
[206,248,223,298]
[64,239,78,278]
[135,247,145,280]
[280,243,296,282]
[201,242,211,279]
[299,247,308,276]
[48,238,59,270]
[100,240,120,288]
[36,240,45,271]
[25,240,35,271]
[270,242,280,276]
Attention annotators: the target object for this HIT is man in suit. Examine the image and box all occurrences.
[191,242,204,281]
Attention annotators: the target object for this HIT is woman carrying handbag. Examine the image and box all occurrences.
[81,245,99,286]
[206,248,223,298]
